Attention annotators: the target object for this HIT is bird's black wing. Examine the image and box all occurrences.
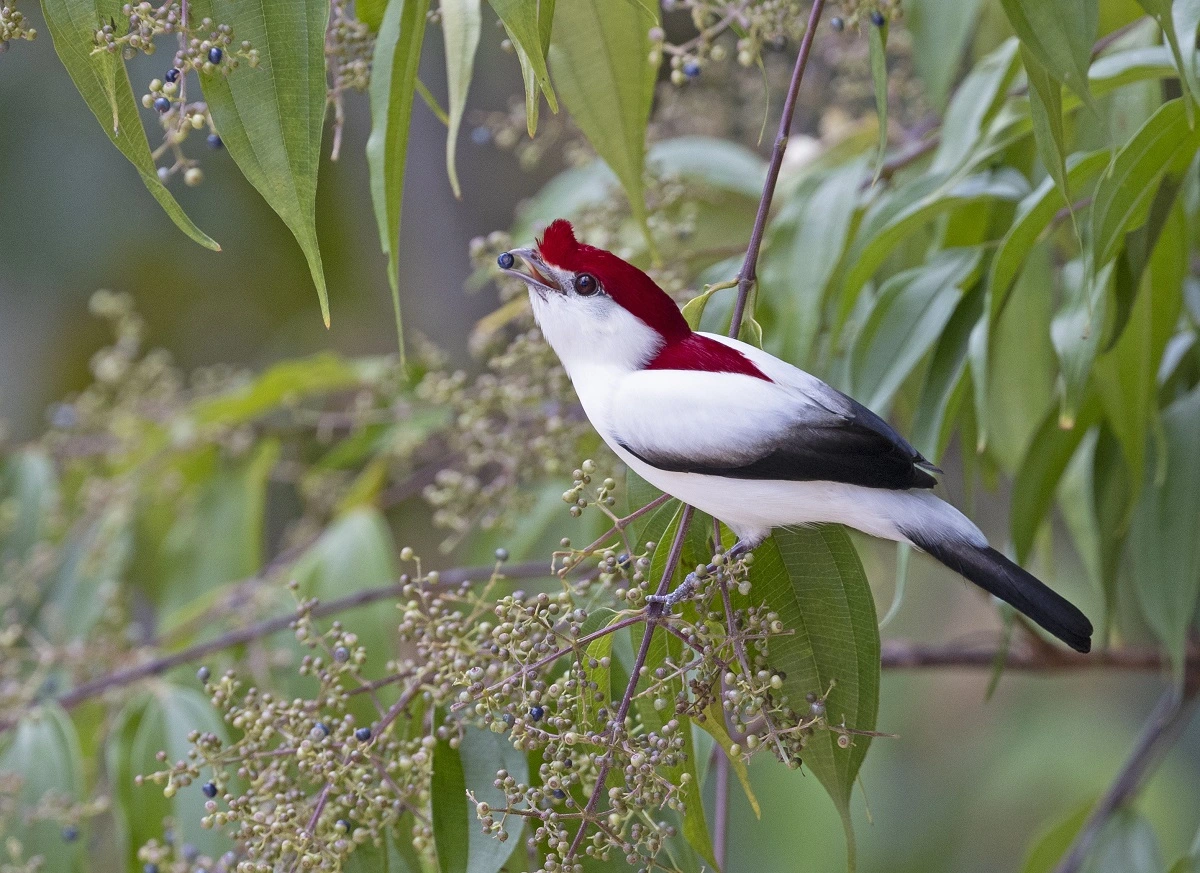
[611,369,939,491]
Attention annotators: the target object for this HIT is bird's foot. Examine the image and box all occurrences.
[645,540,756,610]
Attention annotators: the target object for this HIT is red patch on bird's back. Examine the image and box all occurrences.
[646,333,771,381]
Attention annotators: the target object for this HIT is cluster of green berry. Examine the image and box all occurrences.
[0,2,36,46]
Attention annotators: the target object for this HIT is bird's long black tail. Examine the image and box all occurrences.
[903,531,1093,653]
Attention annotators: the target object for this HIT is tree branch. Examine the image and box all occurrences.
[1054,669,1200,873]
[728,0,826,337]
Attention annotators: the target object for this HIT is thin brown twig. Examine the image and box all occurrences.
[1054,668,1200,873]
[729,0,826,337]
[712,746,730,871]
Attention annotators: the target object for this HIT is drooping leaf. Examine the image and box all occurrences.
[1050,258,1113,428]
[1172,0,1200,110]
[931,38,1020,174]
[431,732,469,873]
[548,0,658,241]
[190,0,331,321]
[442,0,482,199]
[1022,47,1071,208]
[367,0,431,356]
[850,247,981,412]
[748,527,879,871]
[459,726,529,873]
[0,705,85,873]
[491,0,557,135]
[911,286,984,459]
[1126,386,1200,682]
[904,0,983,110]
[696,704,761,819]
[1011,397,1101,563]
[107,688,232,869]
[999,0,1096,104]
[1137,0,1198,124]
[839,169,1028,330]
[0,449,58,563]
[39,0,219,250]
[767,160,865,368]
[1090,99,1200,268]
[868,20,889,181]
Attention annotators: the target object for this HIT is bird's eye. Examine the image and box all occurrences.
[574,273,599,296]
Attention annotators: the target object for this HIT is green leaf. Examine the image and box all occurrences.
[1082,807,1163,873]
[999,0,1096,104]
[491,0,558,135]
[1137,0,1198,124]
[39,0,218,250]
[904,0,983,110]
[1022,47,1071,208]
[850,247,981,412]
[343,831,420,873]
[749,527,879,871]
[868,20,889,181]
[1126,386,1200,682]
[548,0,658,241]
[1173,0,1200,110]
[911,286,983,458]
[459,726,529,873]
[575,607,619,735]
[767,160,864,368]
[367,0,431,356]
[1050,258,1113,428]
[190,353,362,425]
[636,510,717,872]
[190,0,330,322]
[442,0,481,199]
[0,705,85,873]
[431,731,470,873]
[0,449,58,563]
[696,705,761,818]
[839,169,1028,330]
[931,38,1020,174]
[1090,99,1200,268]
[107,688,232,869]
[1088,45,1177,94]
[1021,799,1094,873]
[43,500,132,642]
[1011,397,1101,563]
[358,0,388,30]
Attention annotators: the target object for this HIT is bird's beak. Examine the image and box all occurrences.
[498,247,562,299]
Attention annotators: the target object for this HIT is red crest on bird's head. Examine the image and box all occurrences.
[535,219,690,342]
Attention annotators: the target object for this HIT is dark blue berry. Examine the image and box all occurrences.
[144,865,159,873]
[196,666,210,682]
[355,727,372,742]
[206,134,223,149]
[502,712,514,727]
[182,844,199,862]
[202,781,217,798]
[165,67,180,83]
[553,789,566,799]
[494,547,509,562]
[529,706,545,722]
[831,16,844,31]
[870,10,886,26]
[313,722,329,738]
[336,819,351,832]
[153,96,171,113]
[61,825,79,842]
[497,252,515,270]
[683,61,701,79]
[470,126,491,145]
[208,46,223,64]
[333,646,350,663]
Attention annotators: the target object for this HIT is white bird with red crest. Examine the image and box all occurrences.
[498,219,1092,653]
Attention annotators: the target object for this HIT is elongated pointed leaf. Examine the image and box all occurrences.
[1127,386,1200,682]
[932,38,1020,174]
[999,0,1095,104]
[491,0,557,134]
[548,0,658,240]
[0,705,85,873]
[1090,99,1200,268]
[1021,800,1094,873]
[368,0,431,357]
[40,0,219,250]
[431,730,469,873]
[748,527,879,871]
[442,0,481,199]
[850,247,980,411]
[1051,258,1112,428]
[868,21,889,180]
[1138,0,1198,124]
[459,726,529,873]
[1022,47,1070,207]
[190,0,330,322]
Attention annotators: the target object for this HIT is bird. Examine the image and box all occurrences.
[498,219,1093,653]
